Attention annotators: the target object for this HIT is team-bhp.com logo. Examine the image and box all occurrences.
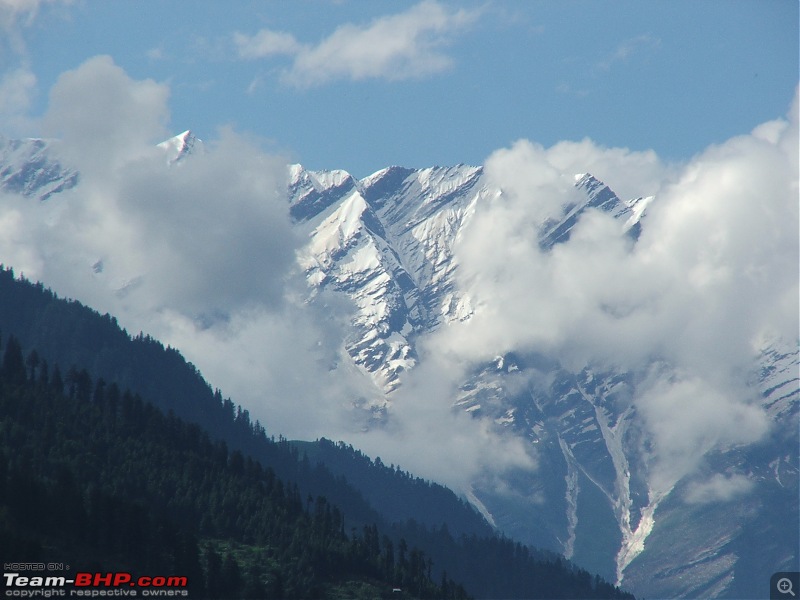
[3,566,189,598]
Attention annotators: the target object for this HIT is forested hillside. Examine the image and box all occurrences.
[293,439,494,540]
[0,334,464,598]
[0,268,634,599]
[0,266,492,537]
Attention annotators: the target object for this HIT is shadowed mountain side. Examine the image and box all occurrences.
[0,267,635,599]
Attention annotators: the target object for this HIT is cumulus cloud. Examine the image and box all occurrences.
[0,45,536,492]
[635,371,768,493]
[42,55,171,171]
[0,56,307,409]
[0,55,396,448]
[0,66,36,134]
[233,1,479,87]
[0,194,43,274]
[0,0,73,134]
[161,288,382,440]
[161,283,537,494]
[38,57,297,318]
[483,137,670,212]
[429,88,799,492]
[354,351,538,494]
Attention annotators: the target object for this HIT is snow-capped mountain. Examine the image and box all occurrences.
[0,135,78,200]
[290,163,656,399]
[291,162,492,394]
[290,158,798,599]
[156,129,203,164]
[1,131,797,599]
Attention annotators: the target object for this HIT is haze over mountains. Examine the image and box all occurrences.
[0,59,797,599]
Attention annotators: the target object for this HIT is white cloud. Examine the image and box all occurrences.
[233,1,479,87]
[1,54,297,353]
[0,0,60,28]
[354,351,538,494]
[0,66,36,134]
[0,53,536,496]
[427,87,799,491]
[234,29,302,59]
[683,472,755,505]
[0,0,73,133]
[42,55,171,171]
[0,55,369,447]
[636,372,768,493]
[596,34,661,72]
[0,197,43,275]
[544,138,669,200]
[0,0,72,56]
[160,289,381,441]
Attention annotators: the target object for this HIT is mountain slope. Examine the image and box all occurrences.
[0,335,466,599]
[288,159,797,598]
[1,131,796,598]
[0,266,490,539]
[0,135,78,200]
[0,269,633,599]
[292,164,650,402]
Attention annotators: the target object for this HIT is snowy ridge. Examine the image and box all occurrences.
[156,130,203,165]
[294,163,491,394]
[757,338,800,418]
[291,159,797,597]
[289,163,359,222]
[0,136,78,200]
[296,163,632,396]
[296,178,418,395]
[540,174,648,247]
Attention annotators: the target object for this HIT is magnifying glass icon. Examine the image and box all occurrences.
[778,578,796,597]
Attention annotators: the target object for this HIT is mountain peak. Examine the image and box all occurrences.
[573,172,608,193]
[288,164,359,222]
[157,130,202,165]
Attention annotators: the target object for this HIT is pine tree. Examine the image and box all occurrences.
[1,335,26,385]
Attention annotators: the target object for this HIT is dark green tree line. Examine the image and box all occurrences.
[0,267,635,599]
[0,334,466,599]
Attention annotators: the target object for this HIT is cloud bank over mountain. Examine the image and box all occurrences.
[0,56,797,500]
[426,92,797,491]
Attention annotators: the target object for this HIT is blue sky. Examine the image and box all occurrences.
[2,0,798,178]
